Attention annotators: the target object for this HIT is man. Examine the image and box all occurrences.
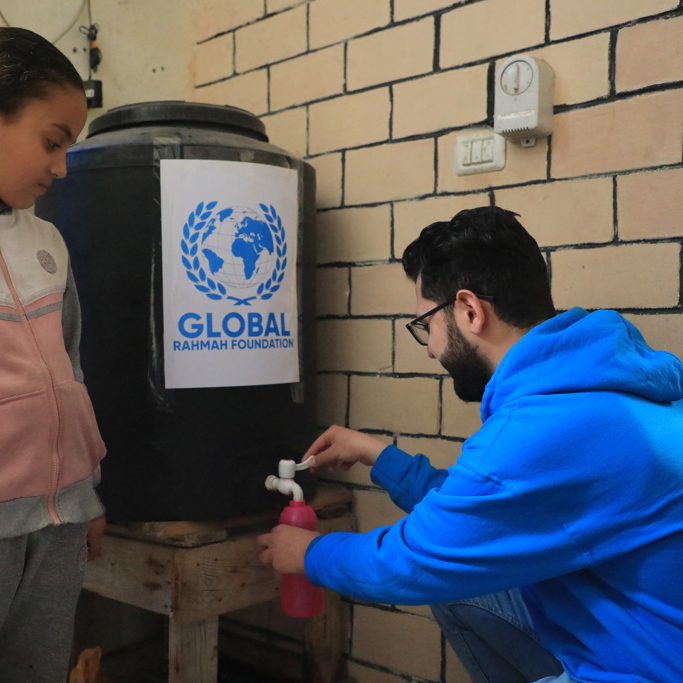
[258,207,683,683]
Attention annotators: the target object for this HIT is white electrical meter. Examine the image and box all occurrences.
[494,55,554,146]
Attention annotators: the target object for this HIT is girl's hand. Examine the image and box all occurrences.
[86,515,106,560]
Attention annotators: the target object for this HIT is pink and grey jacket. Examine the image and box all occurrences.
[0,207,105,539]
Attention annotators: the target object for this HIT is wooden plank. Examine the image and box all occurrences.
[172,512,356,624]
[83,535,176,615]
[85,509,357,623]
[168,616,218,683]
[83,488,356,682]
[106,485,354,546]
[106,523,229,547]
[303,590,345,683]
[173,534,280,623]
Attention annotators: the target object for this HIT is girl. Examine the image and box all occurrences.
[0,26,106,682]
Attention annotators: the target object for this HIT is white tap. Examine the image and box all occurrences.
[265,456,314,502]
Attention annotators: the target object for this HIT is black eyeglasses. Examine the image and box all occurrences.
[405,294,494,346]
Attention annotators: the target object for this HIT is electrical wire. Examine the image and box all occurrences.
[53,0,88,44]
[78,0,101,78]
[79,22,101,77]
[0,0,89,44]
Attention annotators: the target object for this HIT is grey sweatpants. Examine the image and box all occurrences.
[0,522,89,683]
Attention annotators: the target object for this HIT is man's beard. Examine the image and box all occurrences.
[440,319,493,403]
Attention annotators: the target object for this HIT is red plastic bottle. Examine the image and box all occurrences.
[279,500,324,618]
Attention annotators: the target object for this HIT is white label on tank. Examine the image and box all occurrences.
[160,159,299,388]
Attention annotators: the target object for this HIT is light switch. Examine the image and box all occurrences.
[471,140,483,163]
[461,140,472,166]
[481,138,494,162]
[454,130,506,176]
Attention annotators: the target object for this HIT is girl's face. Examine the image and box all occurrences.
[0,84,87,209]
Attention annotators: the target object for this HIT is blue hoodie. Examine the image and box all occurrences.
[305,309,683,683]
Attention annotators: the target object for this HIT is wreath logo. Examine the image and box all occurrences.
[180,201,288,306]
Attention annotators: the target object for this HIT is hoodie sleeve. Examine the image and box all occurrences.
[62,261,85,384]
[370,445,450,513]
[305,469,588,604]
[304,411,603,606]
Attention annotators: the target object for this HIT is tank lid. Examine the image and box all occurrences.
[87,101,268,139]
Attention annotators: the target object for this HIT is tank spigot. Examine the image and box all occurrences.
[265,456,313,502]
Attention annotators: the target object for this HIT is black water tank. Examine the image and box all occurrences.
[35,101,317,521]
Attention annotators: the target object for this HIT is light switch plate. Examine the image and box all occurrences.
[455,130,506,176]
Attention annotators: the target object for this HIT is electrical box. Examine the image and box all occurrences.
[494,55,554,146]
[83,79,103,109]
[454,129,506,176]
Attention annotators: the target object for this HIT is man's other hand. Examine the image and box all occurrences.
[257,524,320,574]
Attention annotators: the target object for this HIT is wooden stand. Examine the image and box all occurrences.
[83,486,355,683]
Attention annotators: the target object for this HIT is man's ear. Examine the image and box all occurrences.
[455,290,488,335]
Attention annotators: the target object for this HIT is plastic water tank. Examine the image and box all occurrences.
[35,101,316,521]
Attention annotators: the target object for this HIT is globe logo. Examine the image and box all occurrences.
[181,201,287,305]
[202,206,276,289]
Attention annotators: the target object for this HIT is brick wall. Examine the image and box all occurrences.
[193,2,683,681]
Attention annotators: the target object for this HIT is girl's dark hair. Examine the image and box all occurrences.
[0,27,84,117]
[402,206,556,329]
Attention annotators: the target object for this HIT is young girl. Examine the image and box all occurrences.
[0,27,106,681]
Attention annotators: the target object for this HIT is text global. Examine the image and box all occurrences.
[176,311,292,339]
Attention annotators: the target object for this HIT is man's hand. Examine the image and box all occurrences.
[86,515,106,560]
[305,425,385,473]
[257,525,320,574]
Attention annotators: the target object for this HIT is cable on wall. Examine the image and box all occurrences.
[0,0,103,108]
[0,0,89,44]
[79,0,103,108]
[79,23,101,77]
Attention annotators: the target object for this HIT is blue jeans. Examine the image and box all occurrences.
[431,589,575,683]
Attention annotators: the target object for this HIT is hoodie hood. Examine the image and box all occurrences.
[481,308,683,421]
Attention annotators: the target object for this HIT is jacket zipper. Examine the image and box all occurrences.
[0,251,62,524]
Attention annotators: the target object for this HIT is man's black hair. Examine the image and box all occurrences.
[0,27,84,118]
[402,206,556,329]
